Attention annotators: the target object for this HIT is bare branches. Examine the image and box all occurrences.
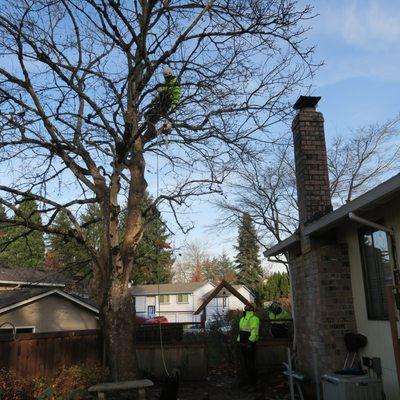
[0,0,319,378]
[217,116,400,259]
[0,0,317,289]
[328,116,400,205]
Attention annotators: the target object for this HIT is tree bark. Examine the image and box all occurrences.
[96,135,146,380]
[101,273,137,381]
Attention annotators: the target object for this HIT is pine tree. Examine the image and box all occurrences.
[215,252,237,282]
[47,194,173,283]
[0,200,45,268]
[0,204,12,266]
[235,212,263,302]
[264,272,290,301]
[47,211,90,275]
[130,194,174,285]
[81,204,103,250]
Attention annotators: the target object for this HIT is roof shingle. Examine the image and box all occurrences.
[0,288,51,311]
[0,266,66,287]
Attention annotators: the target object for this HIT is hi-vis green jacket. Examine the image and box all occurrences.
[161,76,181,110]
[268,310,291,320]
[237,311,260,343]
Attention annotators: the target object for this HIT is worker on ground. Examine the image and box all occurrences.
[268,302,291,320]
[268,302,291,338]
[237,303,260,387]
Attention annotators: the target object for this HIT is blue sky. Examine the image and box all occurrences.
[166,0,400,264]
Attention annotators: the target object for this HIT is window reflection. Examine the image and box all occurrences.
[360,228,393,320]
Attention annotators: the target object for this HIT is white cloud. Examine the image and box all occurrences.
[304,0,400,86]
[315,0,400,48]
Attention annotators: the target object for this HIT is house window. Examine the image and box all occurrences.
[177,293,189,304]
[359,227,394,320]
[0,326,35,334]
[147,305,155,318]
[159,294,170,304]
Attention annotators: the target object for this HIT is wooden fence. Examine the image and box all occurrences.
[0,323,198,379]
[0,330,102,378]
[135,323,184,343]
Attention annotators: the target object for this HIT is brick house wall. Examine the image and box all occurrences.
[289,97,357,390]
[289,243,356,380]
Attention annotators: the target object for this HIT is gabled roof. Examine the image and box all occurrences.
[264,173,400,258]
[0,288,50,310]
[203,284,250,299]
[0,288,98,315]
[130,281,212,296]
[194,280,252,315]
[0,266,66,288]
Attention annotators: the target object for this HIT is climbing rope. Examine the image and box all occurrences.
[156,146,170,378]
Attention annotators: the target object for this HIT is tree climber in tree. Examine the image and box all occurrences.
[146,66,181,138]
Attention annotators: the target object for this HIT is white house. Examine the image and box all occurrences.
[130,281,253,323]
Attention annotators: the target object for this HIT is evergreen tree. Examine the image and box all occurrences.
[235,212,263,303]
[130,194,174,285]
[81,204,103,250]
[0,204,12,266]
[48,194,173,284]
[0,200,45,268]
[215,252,237,282]
[47,211,90,275]
[264,272,290,301]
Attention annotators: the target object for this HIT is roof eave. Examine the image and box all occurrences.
[263,234,300,258]
[0,280,65,288]
[263,174,400,258]
[130,281,213,296]
[304,173,400,237]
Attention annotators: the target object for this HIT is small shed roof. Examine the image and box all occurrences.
[194,280,252,315]
[130,281,211,296]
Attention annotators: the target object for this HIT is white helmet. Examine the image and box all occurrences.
[163,66,173,77]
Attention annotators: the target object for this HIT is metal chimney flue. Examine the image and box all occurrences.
[293,95,321,111]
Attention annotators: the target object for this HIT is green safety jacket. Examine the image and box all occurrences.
[161,76,181,110]
[268,310,291,320]
[237,311,260,343]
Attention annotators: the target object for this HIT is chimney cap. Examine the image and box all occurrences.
[293,96,321,110]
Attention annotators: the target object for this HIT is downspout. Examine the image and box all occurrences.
[349,212,400,292]
[348,212,394,235]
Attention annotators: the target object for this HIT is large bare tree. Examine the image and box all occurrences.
[0,0,316,379]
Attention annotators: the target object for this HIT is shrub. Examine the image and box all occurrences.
[0,369,31,400]
[34,365,109,400]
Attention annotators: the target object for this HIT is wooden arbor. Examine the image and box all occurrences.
[193,280,252,325]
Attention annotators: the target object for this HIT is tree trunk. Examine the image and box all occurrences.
[101,275,137,381]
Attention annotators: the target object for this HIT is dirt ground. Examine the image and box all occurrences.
[147,366,294,400]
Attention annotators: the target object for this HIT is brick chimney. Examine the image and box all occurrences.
[292,96,332,226]
[288,96,357,393]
